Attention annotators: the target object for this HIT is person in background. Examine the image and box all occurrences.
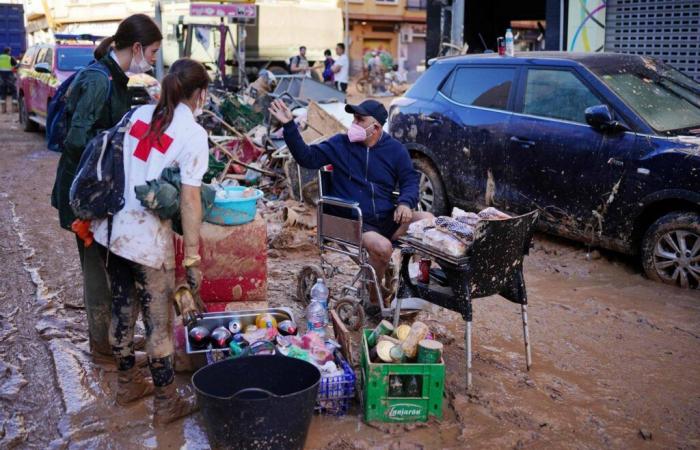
[332,42,349,93]
[322,49,335,85]
[290,46,311,77]
[91,58,209,424]
[0,47,18,113]
[50,14,163,360]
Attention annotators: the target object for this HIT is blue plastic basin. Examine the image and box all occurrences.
[206,186,264,226]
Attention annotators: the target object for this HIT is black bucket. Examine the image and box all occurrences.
[192,355,321,450]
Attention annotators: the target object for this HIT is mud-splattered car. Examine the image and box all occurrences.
[388,52,700,289]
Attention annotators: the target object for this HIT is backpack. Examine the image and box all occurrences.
[69,108,136,222]
[46,61,112,153]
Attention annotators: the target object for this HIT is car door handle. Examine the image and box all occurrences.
[510,136,536,148]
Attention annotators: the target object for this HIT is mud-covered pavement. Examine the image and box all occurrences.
[0,112,699,450]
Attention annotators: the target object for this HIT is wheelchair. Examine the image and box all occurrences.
[295,168,401,331]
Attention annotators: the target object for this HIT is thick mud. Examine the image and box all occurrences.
[0,112,698,449]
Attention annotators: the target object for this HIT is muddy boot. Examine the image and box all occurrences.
[153,383,199,426]
[116,366,154,406]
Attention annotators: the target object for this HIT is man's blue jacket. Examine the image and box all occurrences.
[283,121,419,225]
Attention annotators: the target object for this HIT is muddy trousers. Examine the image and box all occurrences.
[105,250,176,387]
[76,237,113,355]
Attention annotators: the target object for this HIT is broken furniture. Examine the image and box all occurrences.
[397,210,539,388]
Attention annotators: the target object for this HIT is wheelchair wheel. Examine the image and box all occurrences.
[296,264,325,306]
[334,297,365,331]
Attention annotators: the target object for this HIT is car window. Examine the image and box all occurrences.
[441,67,515,110]
[41,48,54,67]
[34,48,47,67]
[523,69,600,123]
[601,73,700,134]
[20,48,36,66]
[57,47,94,71]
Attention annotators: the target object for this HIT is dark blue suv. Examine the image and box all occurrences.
[388,52,700,289]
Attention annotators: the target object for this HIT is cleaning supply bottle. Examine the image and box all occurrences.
[505,28,514,56]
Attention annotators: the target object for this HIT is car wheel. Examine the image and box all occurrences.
[412,157,447,215]
[641,211,700,289]
[19,94,38,132]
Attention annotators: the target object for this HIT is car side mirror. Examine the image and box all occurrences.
[585,104,628,133]
[34,62,51,74]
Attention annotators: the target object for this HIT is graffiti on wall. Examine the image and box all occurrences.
[567,0,606,52]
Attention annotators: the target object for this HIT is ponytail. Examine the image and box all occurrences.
[94,36,115,60]
[146,58,209,144]
[93,14,162,60]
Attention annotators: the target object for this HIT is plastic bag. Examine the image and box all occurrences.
[423,228,468,256]
[478,207,511,220]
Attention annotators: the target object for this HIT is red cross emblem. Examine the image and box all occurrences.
[129,120,174,162]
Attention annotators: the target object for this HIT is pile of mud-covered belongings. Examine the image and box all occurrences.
[196,80,351,207]
[407,207,512,256]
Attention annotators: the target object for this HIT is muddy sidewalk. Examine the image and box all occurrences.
[0,112,698,449]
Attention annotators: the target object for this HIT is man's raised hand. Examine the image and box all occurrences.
[269,99,294,125]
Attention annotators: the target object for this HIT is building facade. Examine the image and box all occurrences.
[343,0,426,81]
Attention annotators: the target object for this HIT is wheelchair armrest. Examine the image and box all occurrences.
[318,196,360,209]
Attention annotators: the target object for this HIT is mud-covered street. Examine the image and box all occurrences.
[0,111,699,449]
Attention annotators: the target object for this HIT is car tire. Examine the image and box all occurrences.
[641,211,700,289]
[19,94,38,132]
[412,157,448,215]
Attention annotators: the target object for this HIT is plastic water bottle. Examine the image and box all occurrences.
[306,298,327,337]
[505,28,514,57]
[310,278,329,311]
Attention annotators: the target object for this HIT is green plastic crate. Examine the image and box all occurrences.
[360,329,445,423]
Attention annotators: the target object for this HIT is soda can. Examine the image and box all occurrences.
[228,319,243,334]
[416,339,443,364]
[210,326,232,348]
[188,326,210,348]
[367,320,395,348]
[418,258,431,284]
[497,37,505,55]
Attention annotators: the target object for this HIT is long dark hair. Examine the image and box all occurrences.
[95,14,163,60]
[146,58,209,142]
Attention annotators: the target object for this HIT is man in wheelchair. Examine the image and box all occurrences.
[270,98,433,303]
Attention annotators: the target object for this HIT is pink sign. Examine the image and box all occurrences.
[190,3,256,19]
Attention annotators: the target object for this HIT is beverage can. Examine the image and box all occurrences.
[418,258,431,284]
[367,320,395,348]
[416,339,443,364]
[497,37,505,55]
[255,313,277,330]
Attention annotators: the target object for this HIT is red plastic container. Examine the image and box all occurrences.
[175,214,267,312]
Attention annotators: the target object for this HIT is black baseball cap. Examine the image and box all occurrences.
[345,100,388,126]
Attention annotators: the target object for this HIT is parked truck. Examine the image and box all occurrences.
[0,3,26,58]
[159,0,343,79]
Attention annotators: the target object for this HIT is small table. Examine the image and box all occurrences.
[395,211,538,388]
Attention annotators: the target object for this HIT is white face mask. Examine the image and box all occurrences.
[193,90,207,117]
[128,46,152,74]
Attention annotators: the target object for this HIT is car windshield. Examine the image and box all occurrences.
[56,47,94,71]
[592,58,700,135]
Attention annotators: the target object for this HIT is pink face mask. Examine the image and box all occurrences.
[348,122,374,143]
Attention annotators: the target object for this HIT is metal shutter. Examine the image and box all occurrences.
[605,0,700,81]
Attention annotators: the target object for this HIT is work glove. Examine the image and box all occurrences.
[173,285,204,327]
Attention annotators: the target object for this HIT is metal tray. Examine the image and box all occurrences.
[185,307,295,355]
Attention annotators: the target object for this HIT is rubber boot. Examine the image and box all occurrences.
[4,97,10,114]
[153,383,199,426]
[116,366,154,406]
